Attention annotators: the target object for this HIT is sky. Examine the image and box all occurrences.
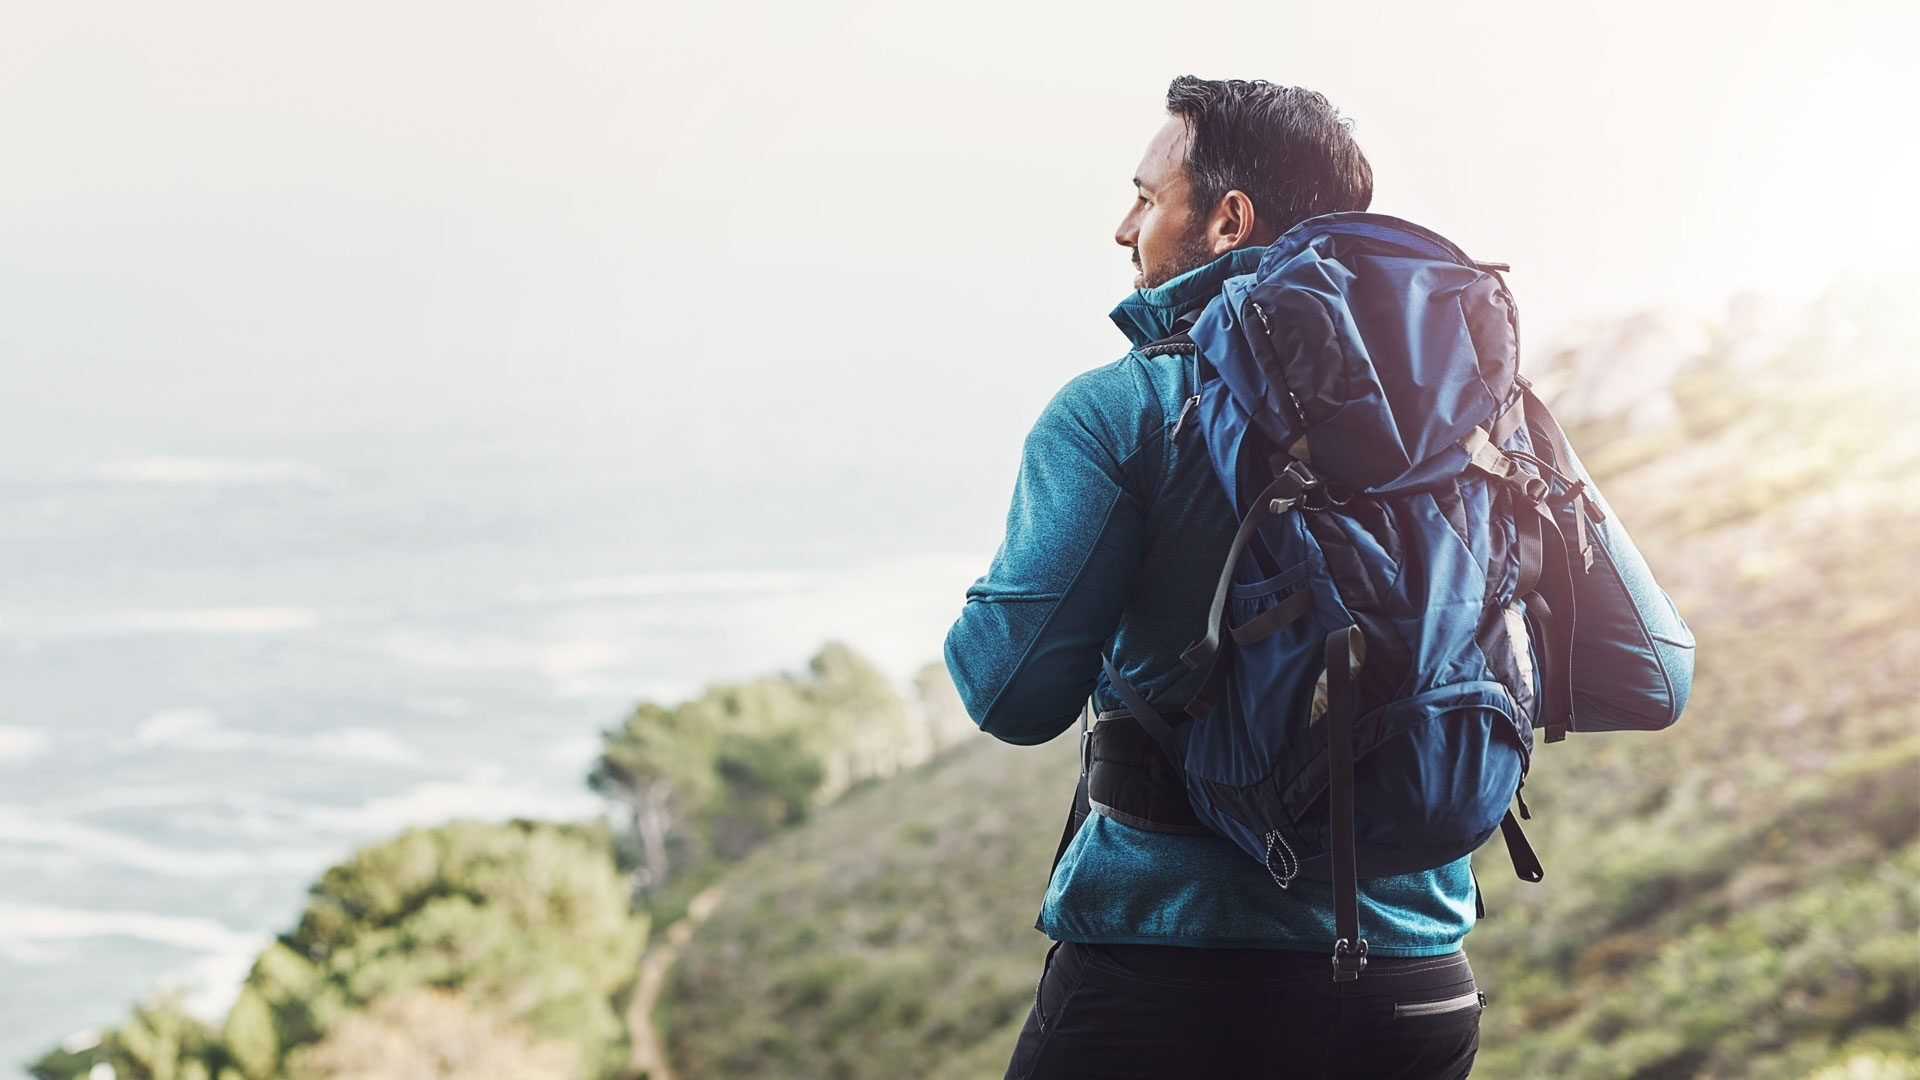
[3,0,1916,562]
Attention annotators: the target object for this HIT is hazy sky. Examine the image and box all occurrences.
[3,0,1915,558]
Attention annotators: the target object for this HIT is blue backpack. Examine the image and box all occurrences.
[1094,213,1626,979]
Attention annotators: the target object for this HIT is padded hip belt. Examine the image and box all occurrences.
[1088,712,1210,834]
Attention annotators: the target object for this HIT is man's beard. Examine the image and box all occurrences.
[1135,224,1221,289]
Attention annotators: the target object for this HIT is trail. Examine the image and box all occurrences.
[627,885,725,1080]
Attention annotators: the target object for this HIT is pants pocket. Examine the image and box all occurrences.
[1034,941,1063,1031]
[1393,989,1485,1019]
[1005,942,1088,1080]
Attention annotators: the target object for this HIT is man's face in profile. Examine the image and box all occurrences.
[1116,117,1220,290]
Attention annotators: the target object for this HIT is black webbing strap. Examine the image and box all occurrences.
[1520,386,1575,475]
[1512,499,1547,619]
[1521,387,1603,571]
[1102,654,1185,770]
[1499,810,1544,882]
[1182,469,1313,674]
[1038,705,1095,928]
[1182,636,1235,722]
[1326,625,1368,981]
[1044,705,1093,879]
[1044,771,1089,876]
[1229,586,1316,646]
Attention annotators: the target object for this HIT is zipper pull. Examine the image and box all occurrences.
[1171,395,1200,440]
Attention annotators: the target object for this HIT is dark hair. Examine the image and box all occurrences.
[1164,76,1373,235]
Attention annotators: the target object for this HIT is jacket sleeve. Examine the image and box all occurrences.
[943,370,1151,745]
[1559,438,1697,732]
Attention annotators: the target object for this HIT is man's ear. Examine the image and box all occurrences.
[1207,190,1262,254]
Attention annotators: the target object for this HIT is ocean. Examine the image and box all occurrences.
[0,434,995,1074]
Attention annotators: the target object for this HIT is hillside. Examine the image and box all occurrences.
[664,283,1920,1080]
[666,736,1077,1079]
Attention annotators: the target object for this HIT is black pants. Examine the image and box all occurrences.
[1004,942,1482,1080]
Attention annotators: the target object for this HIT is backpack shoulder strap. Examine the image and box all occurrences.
[1139,331,1196,358]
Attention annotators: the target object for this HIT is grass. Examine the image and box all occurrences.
[666,741,1075,1079]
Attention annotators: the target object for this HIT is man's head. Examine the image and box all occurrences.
[1117,77,1374,290]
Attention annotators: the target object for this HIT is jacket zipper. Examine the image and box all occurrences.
[1171,395,1200,440]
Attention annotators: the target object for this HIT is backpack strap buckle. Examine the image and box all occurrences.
[1462,425,1549,501]
[1332,938,1369,981]
[1270,458,1354,511]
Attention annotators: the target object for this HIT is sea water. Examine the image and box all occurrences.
[0,436,990,1074]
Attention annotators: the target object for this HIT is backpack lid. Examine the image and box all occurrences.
[1188,213,1520,499]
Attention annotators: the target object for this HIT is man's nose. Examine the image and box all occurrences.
[1115,213,1139,248]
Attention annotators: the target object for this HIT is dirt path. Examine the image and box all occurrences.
[627,885,725,1080]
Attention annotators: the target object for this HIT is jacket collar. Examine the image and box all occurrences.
[1108,246,1264,349]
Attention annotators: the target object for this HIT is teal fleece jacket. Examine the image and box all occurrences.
[945,249,1475,954]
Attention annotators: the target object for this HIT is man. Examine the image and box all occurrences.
[944,77,1689,1079]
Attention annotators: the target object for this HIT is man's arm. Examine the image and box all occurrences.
[944,367,1153,745]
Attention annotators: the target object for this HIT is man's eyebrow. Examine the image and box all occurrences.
[1133,177,1149,193]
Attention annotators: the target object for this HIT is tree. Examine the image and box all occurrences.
[240,820,646,1080]
[30,993,238,1080]
[590,642,913,893]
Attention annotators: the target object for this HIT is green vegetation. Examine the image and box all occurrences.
[591,643,945,921]
[667,738,1075,1080]
[31,821,647,1080]
[662,286,1920,1079]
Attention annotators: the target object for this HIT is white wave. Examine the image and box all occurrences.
[375,629,546,670]
[381,623,700,701]
[135,708,222,747]
[0,903,261,955]
[0,806,340,878]
[299,775,601,835]
[546,672,701,703]
[33,785,293,817]
[387,553,982,703]
[22,786,311,845]
[160,942,263,1020]
[93,456,336,487]
[513,569,808,603]
[736,552,985,678]
[405,695,475,717]
[0,904,270,1022]
[0,936,69,965]
[376,629,643,687]
[0,725,51,763]
[305,727,421,765]
[545,734,603,767]
[126,709,422,765]
[101,607,320,634]
[536,637,622,677]
[60,1031,102,1055]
